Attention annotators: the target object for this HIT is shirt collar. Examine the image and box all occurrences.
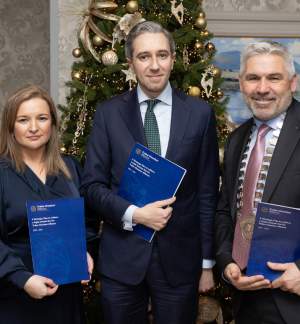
[254,112,285,130]
[137,82,172,106]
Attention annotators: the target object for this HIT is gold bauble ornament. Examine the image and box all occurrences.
[126,0,139,13]
[101,50,118,66]
[195,17,207,29]
[206,42,215,52]
[188,86,201,97]
[212,66,222,78]
[92,35,104,46]
[195,41,205,53]
[71,70,82,80]
[72,48,82,58]
[60,147,67,153]
[200,30,209,37]
[217,88,224,99]
[198,12,206,19]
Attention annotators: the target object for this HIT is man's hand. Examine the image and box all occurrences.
[199,269,215,293]
[82,252,94,284]
[224,262,271,291]
[24,275,58,299]
[269,262,300,295]
[132,197,176,231]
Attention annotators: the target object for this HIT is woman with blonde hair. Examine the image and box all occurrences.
[0,85,94,324]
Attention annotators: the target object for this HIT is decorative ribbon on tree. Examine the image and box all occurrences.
[79,0,119,62]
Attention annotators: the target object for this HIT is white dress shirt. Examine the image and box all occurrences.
[246,113,285,166]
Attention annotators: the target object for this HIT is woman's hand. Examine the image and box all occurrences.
[24,275,58,299]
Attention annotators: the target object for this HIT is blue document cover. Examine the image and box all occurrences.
[118,143,186,242]
[26,197,89,285]
[247,202,300,281]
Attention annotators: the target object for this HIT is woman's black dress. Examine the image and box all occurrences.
[0,156,86,324]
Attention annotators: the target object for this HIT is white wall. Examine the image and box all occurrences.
[50,0,87,105]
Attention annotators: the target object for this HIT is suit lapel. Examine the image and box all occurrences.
[119,89,147,146]
[119,88,192,157]
[263,100,300,201]
[165,89,191,160]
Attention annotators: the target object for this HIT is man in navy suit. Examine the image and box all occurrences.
[81,21,219,324]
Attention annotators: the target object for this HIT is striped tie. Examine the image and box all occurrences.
[232,124,271,270]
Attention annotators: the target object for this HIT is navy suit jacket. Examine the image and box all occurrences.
[215,99,300,323]
[81,87,219,287]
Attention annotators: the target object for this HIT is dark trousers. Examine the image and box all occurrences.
[100,245,199,324]
[235,290,286,324]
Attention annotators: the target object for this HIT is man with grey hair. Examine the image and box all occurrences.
[215,40,300,323]
[81,21,219,323]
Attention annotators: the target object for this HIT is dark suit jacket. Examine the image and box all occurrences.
[81,88,219,287]
[215,99,300,324]
[0,156,87,297]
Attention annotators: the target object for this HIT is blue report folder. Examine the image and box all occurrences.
[26,197,89,285]
[118,143,186,242]
[247,202,300,281]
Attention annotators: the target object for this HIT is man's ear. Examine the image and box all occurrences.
[291,74,298,93]
[127,58,136,74]
[238,75,243,92]
[171,53,176,69]
[127,58,133,69]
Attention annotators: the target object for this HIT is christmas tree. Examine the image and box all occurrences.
[59,0,229,160]
[59,0,232,323]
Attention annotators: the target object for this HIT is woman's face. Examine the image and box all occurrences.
[14,98,52,155]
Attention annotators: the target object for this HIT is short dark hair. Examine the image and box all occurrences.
[125,21,175,59]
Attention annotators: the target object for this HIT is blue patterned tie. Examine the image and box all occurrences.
[144,99,161,155]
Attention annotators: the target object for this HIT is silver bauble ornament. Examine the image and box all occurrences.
[101,50,118,66]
